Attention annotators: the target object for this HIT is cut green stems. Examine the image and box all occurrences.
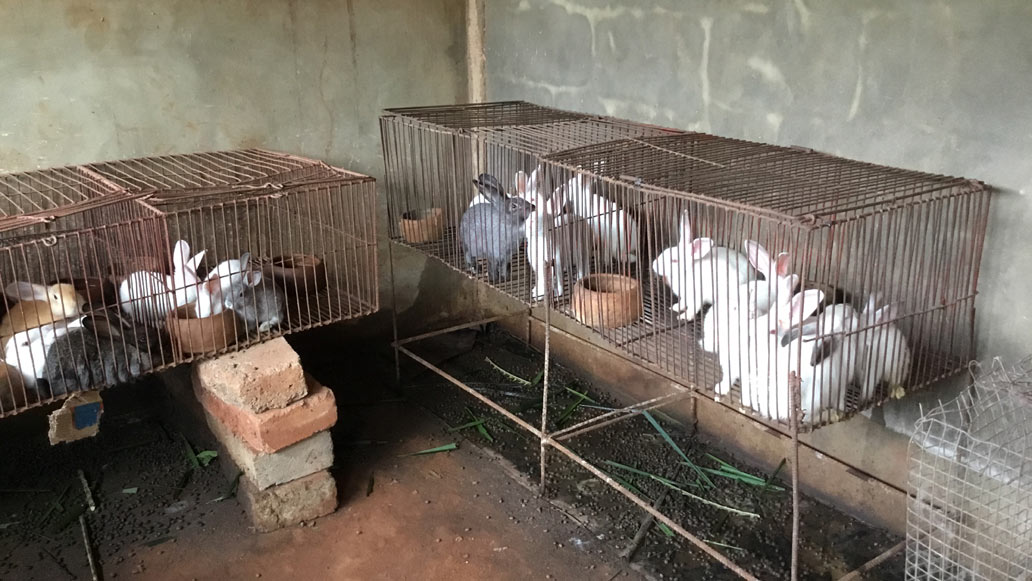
[641,411,714,488]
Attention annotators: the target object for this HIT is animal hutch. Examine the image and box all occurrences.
[381,101,991,579]
[0,149,378,417]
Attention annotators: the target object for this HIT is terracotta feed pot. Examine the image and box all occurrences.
[399,208,444,244]
[166,305,241,355]
[263,254,327,295]
[571,274,643,329]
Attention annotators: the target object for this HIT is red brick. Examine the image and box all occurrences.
[195,378,337,454]
[192,337,306,413]
[240,470,338,533]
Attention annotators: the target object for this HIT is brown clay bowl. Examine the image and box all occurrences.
[166,305,241,355]
[262,254,327,295]
[399,208,444,244]
[0,363,28,413]
[571,274,643,329]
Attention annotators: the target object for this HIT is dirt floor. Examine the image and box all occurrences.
[0,322,904,580]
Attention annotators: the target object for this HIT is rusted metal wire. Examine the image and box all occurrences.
[0,149,378,418]
[382,100,992,580]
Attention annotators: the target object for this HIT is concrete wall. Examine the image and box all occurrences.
[0,0,471,327]
[485,0,1032,436]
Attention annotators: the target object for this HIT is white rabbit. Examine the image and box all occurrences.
[651,212,754,321]
[515,169,593,300]
[168,240,206,307]
[856,295,912,402]
[703,269,800,397]
[118,239,204,323]
[799,303,862,423]
[5,317,84,391]
[556,173,639,265]
[195,253,250,318]
[741,240,793,318]
[739,289,824,422]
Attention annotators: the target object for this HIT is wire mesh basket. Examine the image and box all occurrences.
[0,150,377,417]
[906,357,1032,580]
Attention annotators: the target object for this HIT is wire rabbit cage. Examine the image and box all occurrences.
[0,150,377,418]
[382,100,992,579]
[380,101,680,304]
[543,133,991,429]
[907,357,1032,580]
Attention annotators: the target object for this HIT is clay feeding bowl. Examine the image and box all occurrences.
[399,208,444,244]
[166,305,241,355]
[571,274,643,329]
[263,254,327,295]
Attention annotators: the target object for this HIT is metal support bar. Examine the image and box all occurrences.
[544,437,761,581]
[551,391,692,442]
[396,345,543,438]
[837,540,905,581]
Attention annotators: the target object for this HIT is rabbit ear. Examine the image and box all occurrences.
[5,282,47,302]
[245,271,262,287]
[187,250,207,272]
[774,253,791,278]
[744,240,770,275]
[689,237,714,260]
[240,252,251,266]
[810,336,838,366]
[172,240,191,267]
[677,212,692,246]
[792,289,824,321]
[513,171,528,196]
[874,303,897,324]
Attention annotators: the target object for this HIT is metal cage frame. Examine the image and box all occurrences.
[381,101,989,579]
[0,149,378,418]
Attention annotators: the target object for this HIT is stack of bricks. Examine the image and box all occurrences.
[192,338,338,532]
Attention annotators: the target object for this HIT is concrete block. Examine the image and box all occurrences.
[192,337,307,414]
[204,408,333,490]
[240,470,337,533]
[195,377,337,454]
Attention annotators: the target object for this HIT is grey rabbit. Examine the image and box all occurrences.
[224,268,285,333]
[42,309,167,397]
[459,175,535,283]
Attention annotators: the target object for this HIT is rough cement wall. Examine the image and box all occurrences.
[0,0,470,326]
[485,0,1032,435]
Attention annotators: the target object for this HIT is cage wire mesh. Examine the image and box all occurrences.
[543,133,991,429]
[381,101,991,431]
[906,357,1032,580]
[0,149,377,418]
[380,101,680,306]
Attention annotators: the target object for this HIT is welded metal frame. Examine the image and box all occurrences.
[380,100,986,579]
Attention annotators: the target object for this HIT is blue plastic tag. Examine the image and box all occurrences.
[73,402,103,429]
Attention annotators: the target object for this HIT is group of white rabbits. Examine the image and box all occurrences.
[650,211,913,424]
[460,166,639,300]
[0,240,282,399]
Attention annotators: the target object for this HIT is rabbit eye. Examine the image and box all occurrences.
[510,202,518,211]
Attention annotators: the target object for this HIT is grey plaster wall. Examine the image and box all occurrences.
[485,0,1032,435]
[0,0,470,325]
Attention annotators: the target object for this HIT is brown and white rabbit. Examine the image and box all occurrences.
[0,282,85,348]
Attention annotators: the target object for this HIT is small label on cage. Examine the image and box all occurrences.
[47,391,104,445]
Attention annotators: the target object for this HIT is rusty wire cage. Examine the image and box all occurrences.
[380,101,680,304]
[543,133,992,429]
[0,149,377,418]
[907,357,1032,580]
[382,101,991,580]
